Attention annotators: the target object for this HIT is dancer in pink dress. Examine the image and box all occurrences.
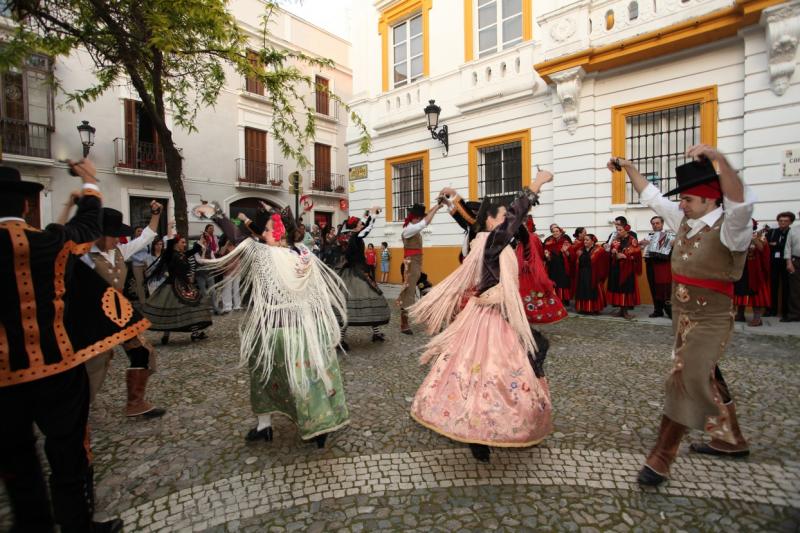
[409,170,555,463]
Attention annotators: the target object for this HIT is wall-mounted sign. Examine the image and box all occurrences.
[349,164,368,181]
[783,147,800,178]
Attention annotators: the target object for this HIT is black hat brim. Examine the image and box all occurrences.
[0,180,44,195]
[104,223,134,238]
[663,175,719,197]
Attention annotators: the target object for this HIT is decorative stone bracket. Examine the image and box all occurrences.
[549,67,585,134]
[761,1,800,96]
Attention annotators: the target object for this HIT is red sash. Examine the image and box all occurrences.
[672,273,734,298]
[404,249,423,258]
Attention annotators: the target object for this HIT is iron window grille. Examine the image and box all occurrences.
[625,103,701,203]
[392,159,424,221]
[477,141,522,207]
[392,14,423,88]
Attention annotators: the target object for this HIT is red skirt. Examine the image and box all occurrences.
[607,284,640,307]
[575,286,606,313]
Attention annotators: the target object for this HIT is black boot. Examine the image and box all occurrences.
[469,443,491,463]
[245,426,273,442]
[3,441,55,532]
[314,434,328,449]
[92,518,124,533]
[160,332,170,345]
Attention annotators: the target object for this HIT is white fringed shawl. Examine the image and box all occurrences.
[204,239,347,395]
[408,232,489,334]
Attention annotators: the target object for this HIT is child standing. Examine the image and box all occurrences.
[365,243,377,281]
[380,242,391,283]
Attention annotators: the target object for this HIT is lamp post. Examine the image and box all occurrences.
[289,171,301,222]
[423,100,449,156]
[77,120,96,157]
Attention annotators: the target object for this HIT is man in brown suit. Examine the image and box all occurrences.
[609,145,754,487]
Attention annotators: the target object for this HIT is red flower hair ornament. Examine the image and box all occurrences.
[271,213,286,241]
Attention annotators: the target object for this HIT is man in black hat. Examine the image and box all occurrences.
[80,202,166,418]
[398,200,444,334]
[609,144,755,488]
[0,161,144,532]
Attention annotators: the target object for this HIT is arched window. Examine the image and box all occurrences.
[629,1,639,20]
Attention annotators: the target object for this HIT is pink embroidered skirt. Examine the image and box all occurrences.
[410,298,553,447]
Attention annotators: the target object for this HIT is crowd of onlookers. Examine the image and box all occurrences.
[539,210,800,323]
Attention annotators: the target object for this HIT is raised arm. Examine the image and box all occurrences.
[609,156,683,232]
[62,159,102,245]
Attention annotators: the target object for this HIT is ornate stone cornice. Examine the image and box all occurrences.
[760,1,800,96]
[550,67,585,134]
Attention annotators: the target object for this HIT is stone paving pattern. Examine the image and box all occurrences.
[1,302,799,531]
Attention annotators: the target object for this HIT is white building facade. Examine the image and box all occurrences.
[346,0,800,290]
[1,0,353,236]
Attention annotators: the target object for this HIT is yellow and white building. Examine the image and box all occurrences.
[346,0,800,286]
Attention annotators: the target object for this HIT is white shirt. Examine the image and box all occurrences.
[81,226,157,268]
[638,183,755,252]
[784,226,800,259]
[401,219,427,239]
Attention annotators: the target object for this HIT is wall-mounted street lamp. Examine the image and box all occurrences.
[77,120,96,157]
[424,99,449,156]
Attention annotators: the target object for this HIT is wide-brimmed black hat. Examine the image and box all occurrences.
[249,208,271,235]
[664,158,719,197]
[101,208,134,237]
[407,203,426,219]
[0,166,43,195]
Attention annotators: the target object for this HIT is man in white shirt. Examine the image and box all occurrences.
[81,203,166,418]
[609,144,754,487]
[398,201,444,334]
[784,214,800,321]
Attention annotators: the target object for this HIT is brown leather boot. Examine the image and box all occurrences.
[400,310,413,335]
[690,402,749,457]
[125,369,166,418]
[637,415,686,486]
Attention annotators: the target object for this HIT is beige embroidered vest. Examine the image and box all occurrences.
[90,247,127,290]
[671,214,747,282]
[403,232,423,251]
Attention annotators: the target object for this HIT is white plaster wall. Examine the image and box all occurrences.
[6,3,353,235]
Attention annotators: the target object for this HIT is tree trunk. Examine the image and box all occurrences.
[163,140,188,237]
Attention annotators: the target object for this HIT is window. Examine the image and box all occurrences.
[313,143,332,191]
[315,75,329,115]
[384,151,430,223]
[468,130,531,205]
[130,196,169,236]
[242,127,268,183]
[379,0,431,92]
[245,49,264,95]
[0,54,54,158]
[477,0,522,58]
[477,141,522,206]
[392,15,423,88]
[465,0,530,61]
[611,86,717,204]
[116,99,164,172]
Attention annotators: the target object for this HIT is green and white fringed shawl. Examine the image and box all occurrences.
[205,239,347,395]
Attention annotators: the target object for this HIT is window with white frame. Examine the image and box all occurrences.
[477,0,523,58]
[478,141,522,207]
[392,14,423,88]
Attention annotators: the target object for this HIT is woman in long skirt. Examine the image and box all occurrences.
[409,171,555,463]
[337,209,391,348]
[205,206,349,447]
[142,235,213,344]
[573,234,609,314]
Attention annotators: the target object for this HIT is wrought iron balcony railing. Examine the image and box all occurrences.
[236,158,283,187]
[308,169,346,194]
[114,138,168,173]
[0,118,51,159]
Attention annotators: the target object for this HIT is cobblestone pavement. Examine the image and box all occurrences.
[2,302,799,532]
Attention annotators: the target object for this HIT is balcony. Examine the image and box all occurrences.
[0,118,51,159]
[315,93,339,122]
[114,138,170,177]
[309,169,346,196]
[236,158,284,189]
